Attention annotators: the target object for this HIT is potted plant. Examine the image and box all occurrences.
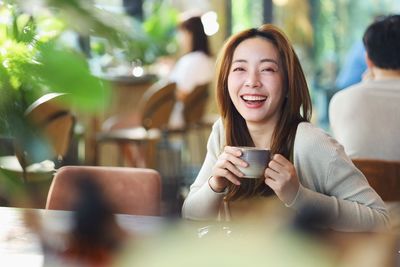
[0,0,133,206]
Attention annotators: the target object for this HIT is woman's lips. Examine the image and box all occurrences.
[241,95,267,108]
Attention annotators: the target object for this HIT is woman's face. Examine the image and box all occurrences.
[177,28,192,54]
[227,37,285,126]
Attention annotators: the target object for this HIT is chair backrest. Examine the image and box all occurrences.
[25,93,75,160]
[352,158,400,201]
[182,83,209,126]
[15,93,75,170]
[46,166,162,216]
[137,81,176,130]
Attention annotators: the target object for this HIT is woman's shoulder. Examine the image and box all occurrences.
[294,122,342,157]
[296,122,327,139]
[209,118,225,152]
[212,117,223,129]
[293,123,352,183]
[180,51,212,63]
[211,118,224,139]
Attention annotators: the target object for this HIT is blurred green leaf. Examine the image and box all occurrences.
[27,43,111,111]
[39,0,132,47]
[123,1,179,65]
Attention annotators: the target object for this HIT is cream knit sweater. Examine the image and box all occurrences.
[182,119,389,232]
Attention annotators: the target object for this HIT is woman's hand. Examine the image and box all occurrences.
[264,154,300,205]
[209,146,248,192]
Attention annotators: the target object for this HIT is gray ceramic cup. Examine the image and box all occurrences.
[236,147,271,178]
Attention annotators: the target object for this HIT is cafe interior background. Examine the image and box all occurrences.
[1,0,400,266]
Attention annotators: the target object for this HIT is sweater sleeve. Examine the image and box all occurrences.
[181,119,226,220]
[288,123,390,232]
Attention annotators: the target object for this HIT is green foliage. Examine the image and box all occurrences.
[0,0,178,137]
[118,1,179,65]
[307,0,400,90]
[0,2,112,137]
[142,1,179,61]
[231,0,263,34]
[28,43,110,110]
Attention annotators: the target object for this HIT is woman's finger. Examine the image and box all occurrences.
[224,173,241,186]
[223,153,248,168]
[213,167,241,185]
[224,146,242,157]
[265,167,279,181]
[268,159,286,173]
[264,173,278,189]
[270,154,290,166]
[216,159,244,178]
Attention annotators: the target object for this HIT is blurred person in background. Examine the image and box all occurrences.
[168,15,215,129]
[334,16,384,90]
[335,40,367,90]
[329,14,400,231]
[182,24,389,232]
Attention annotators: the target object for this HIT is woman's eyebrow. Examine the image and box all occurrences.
[260,58,279,65]
[232,58,278,65]
[232,59,247,63]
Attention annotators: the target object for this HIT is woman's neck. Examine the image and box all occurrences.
[246,120,276,149]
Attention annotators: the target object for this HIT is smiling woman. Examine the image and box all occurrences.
[227,37,283,126]
[182,24,389,232]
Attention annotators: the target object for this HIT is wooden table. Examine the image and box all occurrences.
[0,206,165,266]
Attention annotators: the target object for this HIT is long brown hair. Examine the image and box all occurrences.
[215,24,312,200]
[179,16,211,56]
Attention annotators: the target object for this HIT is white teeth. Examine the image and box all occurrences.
[242,95,267,101]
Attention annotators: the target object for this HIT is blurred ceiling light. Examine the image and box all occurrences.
[273,0,289,6]
[201,11,219,36]
[132,66,144,77]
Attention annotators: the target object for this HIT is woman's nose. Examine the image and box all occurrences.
[244,72,261,88]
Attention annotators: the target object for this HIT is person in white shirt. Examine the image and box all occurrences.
[329,14,400,230]
[168,15,214,129]
[182,24,389,232]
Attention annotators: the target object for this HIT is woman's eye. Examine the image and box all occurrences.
[262,67,276,72]
[232,67,245,72]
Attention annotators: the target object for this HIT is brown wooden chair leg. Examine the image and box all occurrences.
[135,143,147,168]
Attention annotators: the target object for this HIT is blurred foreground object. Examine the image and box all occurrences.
[46,166,162,216]
[61,176,127,266]
[116,202,399,267]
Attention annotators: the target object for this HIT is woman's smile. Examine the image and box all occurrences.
[227,37,284,125]
[240,94,267,108]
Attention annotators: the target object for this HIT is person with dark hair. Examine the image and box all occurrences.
[168,15,215,129]
[334,16,385,90]
[182,24,389,231]
[329,14,400,230]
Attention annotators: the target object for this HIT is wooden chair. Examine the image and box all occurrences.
[0,93,75,208]
[352,158,400,201]
[182,83,210,128]
[46,166,161,216]
[96,81,176,167]
[0,93,75,182]
[167,83,211,173]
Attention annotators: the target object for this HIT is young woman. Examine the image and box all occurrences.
[168,15,214,129]
[181,24,389,231]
